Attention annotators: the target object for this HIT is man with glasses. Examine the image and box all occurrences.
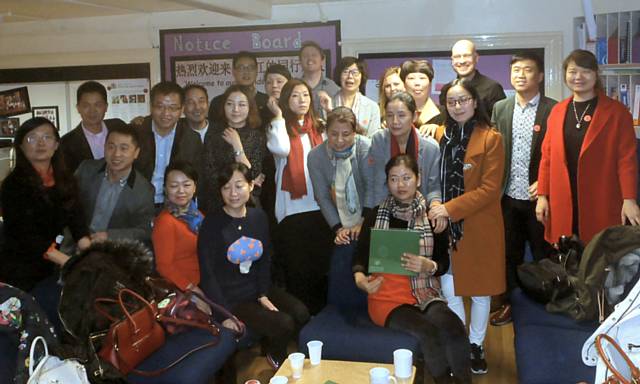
[60,81,126,173]
[445,39,506,116]
[208,51,269,123]
[489,52,556,326]
[134,81,202,208]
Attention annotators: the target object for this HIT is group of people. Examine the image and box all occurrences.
[0,36,638,384]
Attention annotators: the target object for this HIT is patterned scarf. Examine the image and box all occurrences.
[281,115,323,199]
[439,118,474,248]
[390,126,420,161]
[374,192,442,310]
[167,199,204,234]
[331,144,361,228]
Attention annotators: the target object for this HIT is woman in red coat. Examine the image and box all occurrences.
[536,50,639,244]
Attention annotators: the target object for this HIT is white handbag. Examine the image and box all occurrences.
[27,336,90,384]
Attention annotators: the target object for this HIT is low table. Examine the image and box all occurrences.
[274,359,415,383]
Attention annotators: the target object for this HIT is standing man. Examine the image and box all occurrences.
[490,52,557,325]
[60,81,125,172]
[183,84,210,143]
[446,39,506,116]
[208,51,269,123]
[135,81,202,208]
[75,122,154,244]
[299,41,340,116]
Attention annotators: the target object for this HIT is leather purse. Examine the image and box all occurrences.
[27,336,91,384]
[96,288,165,375]
[595,333,640,384]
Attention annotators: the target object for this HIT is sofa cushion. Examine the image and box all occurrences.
[511,288,597,331]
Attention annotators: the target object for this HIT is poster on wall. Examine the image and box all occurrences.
[160,21,340,99]
[32,106,60,129]
[0,86,31,118]
[358,48,544,102]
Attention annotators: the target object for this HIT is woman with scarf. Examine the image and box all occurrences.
[429,78,505,375]
[367,92,445,233]
[199,84,265,215]
[266,79,333,314]
[198,163,309,369]
[353,154,471,384]
[318,56,381,137]
[308,107,371,244]
[152,161,211,310]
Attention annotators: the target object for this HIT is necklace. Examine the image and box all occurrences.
[572,99,592,130]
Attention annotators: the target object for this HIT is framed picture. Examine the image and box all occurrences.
[0,86,31,117]
[32,106,59,129]
[0,117,20,137]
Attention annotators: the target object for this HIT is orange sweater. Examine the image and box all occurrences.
[152,210,200,290]
[368,273,416,326]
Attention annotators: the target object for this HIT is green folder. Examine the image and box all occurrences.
[368,228,420,276]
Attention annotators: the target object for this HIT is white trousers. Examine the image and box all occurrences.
[440,273,490,346]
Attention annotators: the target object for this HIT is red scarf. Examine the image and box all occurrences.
[281,115,323,199]
[390,126,420,161]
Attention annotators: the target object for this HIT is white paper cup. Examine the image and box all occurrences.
[393,348,413,378]
[269,376,288,384]
[288,352,305,379]
[369,367,398,384]
[306,340,323,365]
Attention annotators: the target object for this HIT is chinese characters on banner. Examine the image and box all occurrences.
[160,22,340,98]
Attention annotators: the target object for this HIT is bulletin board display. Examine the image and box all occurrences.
[160,21,341,99]
[359,48,545,102]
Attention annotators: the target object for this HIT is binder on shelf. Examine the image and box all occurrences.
[620,83,629,108]
[596,37,608,64]
[608,33,619,64]
[633,84,640,126]
[619,21,631,63]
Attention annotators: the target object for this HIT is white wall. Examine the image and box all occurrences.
[0,0,637,95]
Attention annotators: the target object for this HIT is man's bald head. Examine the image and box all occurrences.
[451,39,479,78]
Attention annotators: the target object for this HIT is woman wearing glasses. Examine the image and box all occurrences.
[536,50,639,244]
[429,78,505,375]
[200,85,265,214]
[318,56,381,137]
[0,117,91,291]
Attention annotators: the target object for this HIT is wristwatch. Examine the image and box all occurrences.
[234,149,244,157]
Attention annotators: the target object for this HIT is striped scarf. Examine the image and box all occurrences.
[374,192,443,310]
[439,119,474,249]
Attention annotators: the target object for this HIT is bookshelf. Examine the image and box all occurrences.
[575,10,640,137]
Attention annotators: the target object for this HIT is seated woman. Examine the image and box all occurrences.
[153,161,208,299]
[0,117,90,292]
[353,155,471,384]
[308,107,371,244]
[198,163,310,369]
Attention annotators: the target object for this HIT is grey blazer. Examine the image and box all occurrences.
[75,159,155,242]
[366,128,442,208]
[308,135,372,229]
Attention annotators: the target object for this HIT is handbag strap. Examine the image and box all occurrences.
[595,333,640,384]
[117,288,157,334]
[127,339,220,377]
[28,336,49,376]
[190,290,246,337]
[157,314,220,336]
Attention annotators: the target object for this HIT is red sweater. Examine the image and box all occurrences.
[153,210,201,290]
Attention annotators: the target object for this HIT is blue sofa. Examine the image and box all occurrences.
[298,243,420,363]
[511,288,597,384]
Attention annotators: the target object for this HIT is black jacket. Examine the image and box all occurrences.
[59,118,126,173]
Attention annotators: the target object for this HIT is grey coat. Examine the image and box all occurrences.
[366,128,442,208]
[75,159,155,242]
[307,135,372,229]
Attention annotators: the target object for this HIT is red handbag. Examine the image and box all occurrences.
[96,288,165,375]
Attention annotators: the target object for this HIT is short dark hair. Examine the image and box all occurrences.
[562,49,603,91]
[439,78,491,126]
[299,41,325,58]
[183,83,209,100]
[106,121,140,148]
[77,81,107,104]
[510,52,544,73]
[400,60,434,82]
[216,84,262,129]
[233,51,258,68]
[164,160,199,187]
[264,64,292,83]
[150,81,184,105]
[333,56,368,94]
[385,154,419,180]
[326,106,358,134]
[385,91,417,115]
[217,162,252,190]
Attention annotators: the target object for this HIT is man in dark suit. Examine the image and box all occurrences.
[134,81,202,207]
[59,81,125,172]
[490,52,557,325]
[75,122,154,244]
